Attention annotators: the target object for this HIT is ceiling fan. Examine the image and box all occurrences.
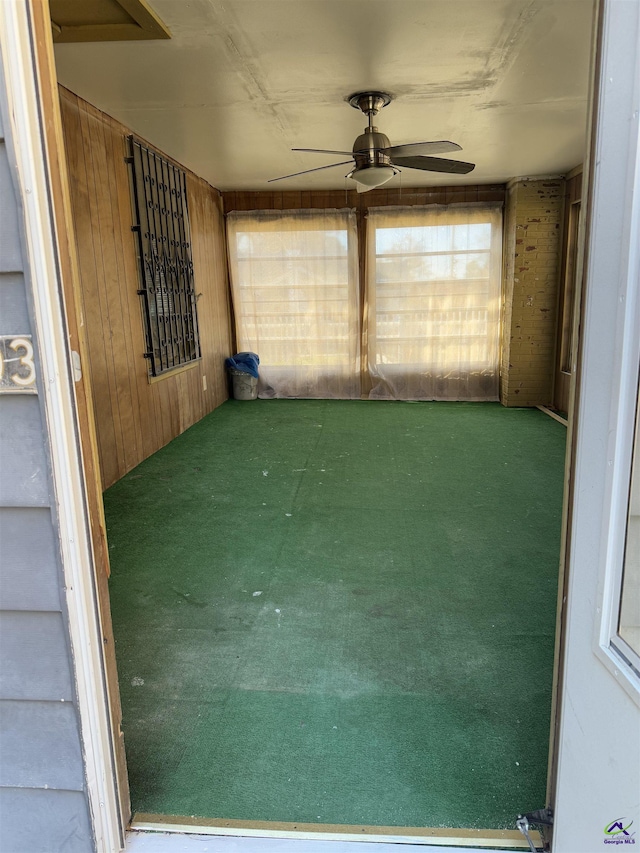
[268,91,475,193]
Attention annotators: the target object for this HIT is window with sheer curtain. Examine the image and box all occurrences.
[226,209,360,399]
[226,204,502,401]
[366,205,503,401]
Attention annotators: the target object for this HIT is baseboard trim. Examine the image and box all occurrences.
[537,405,568,426]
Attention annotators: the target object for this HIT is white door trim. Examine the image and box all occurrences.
[591,0,640,700]
[125,831,507,853]
[553,0,640,849]
[5,0,638,850]
[0,3,123,851]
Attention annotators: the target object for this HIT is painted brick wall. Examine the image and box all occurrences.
[501,177,565,407]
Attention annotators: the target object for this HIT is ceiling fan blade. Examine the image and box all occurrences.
[292,148,355,156]
[391,155,475,175]
[385,141,462,157]
[267,160,354,183]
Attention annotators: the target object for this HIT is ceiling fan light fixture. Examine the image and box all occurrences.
[351,165,395,188]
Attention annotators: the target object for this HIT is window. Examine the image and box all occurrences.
[614,378,640,676]
[226,209,360,399]
[366,205,503,400]
[559,201,582,374]
[128,137,200,376]
[226,205,502,402]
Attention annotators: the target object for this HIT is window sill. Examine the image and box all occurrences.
[148,359,201,385]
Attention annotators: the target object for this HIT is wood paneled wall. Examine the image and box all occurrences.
[60,88,232,489]
[222,184,506,213]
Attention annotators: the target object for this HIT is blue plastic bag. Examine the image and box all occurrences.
[225,352,260,379]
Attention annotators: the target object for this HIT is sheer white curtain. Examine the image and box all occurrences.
[366,204,503,401]
[226,209,360,399]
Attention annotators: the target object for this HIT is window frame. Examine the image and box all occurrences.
[600,366,640,691]
[589,123,640,701]
[226,209,361,398]
[365,204,503,401]
[128,136,201,377]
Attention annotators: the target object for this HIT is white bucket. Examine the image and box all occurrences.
[230,369,258,400]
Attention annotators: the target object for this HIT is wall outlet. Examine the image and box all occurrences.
[202,375,207,391]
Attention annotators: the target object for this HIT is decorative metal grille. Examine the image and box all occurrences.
[128,137,201,376]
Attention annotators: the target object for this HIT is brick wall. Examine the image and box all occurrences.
[501,177,566,407]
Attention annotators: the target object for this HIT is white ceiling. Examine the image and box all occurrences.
[53,0,596,192]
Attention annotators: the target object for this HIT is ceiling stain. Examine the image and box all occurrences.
[54,0,596,191]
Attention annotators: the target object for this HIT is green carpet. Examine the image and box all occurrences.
[104,400,566,830]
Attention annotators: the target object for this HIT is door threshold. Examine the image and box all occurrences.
[131,813,540,849]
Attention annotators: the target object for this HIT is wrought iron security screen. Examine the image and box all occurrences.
[128,137,200,376]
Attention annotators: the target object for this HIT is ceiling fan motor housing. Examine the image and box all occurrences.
[352,127,392,169]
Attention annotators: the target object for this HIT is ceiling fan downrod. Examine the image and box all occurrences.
[347,91,395,179]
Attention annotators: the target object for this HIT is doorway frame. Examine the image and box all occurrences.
[0,0,124,850]
[6,0,638,849]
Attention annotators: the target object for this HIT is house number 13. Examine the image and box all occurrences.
[0,336,37,393]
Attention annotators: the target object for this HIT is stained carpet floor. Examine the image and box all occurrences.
[104,400,566,830]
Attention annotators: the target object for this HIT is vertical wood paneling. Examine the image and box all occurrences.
[60,87,232,488]
[72,105,119,484]
[109,128,147,463]
[105,125,143,469]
